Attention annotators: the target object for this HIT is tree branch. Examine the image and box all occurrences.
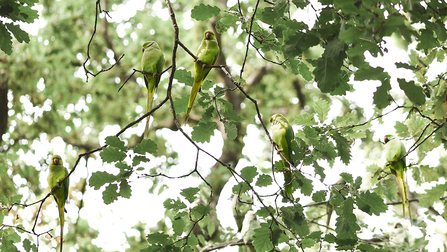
[200,239,253,252]
[82,0,124,81]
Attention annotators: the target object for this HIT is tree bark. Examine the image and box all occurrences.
[0,73,8,145]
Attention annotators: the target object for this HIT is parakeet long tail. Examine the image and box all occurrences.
[396,170,412,224]
[59,206,64,252]
[184,80,202,125]
[184,107,192,125]
[54,196,65,252]
[144,87,155,138]
[326,202,333,234]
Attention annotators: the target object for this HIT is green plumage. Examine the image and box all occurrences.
[270,114,294,196]
[384,135,412,222]
[141,41,165,138]
[184,30,220,124]
[47,155,69,251]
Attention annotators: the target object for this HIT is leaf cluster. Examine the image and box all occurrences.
[0,0,39,54]
[2,0,447,251]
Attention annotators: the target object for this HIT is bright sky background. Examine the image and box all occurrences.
[6,0,447,251]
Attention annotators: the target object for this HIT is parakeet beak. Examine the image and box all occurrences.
[206,32,211,39]
[53,158,59,165]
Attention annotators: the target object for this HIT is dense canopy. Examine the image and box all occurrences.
[1,0,447,251]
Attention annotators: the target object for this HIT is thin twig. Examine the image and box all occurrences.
[240,0,261,79]
[82,0,124,82]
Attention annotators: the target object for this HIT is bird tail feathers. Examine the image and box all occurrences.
[58,204,65,252]
[183,107,192,125]
[144,89,155,138]
[184,80,201,125]
[396,173,412,223]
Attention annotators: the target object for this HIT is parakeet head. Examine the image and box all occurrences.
[142,41,156,52]
[51,155,63,166]
[270,113,288,125]
[204,30,216,40]
[384,134,395,143]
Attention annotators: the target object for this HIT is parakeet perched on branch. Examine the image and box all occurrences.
[184,30,220,124]
[47,155,69,251]
[270,114,295,196]
[141,41,165,138]
[384,135,412,222]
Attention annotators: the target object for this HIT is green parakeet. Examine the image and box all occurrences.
[141,41,165,138]
[270,114,295,196]
[47,155,69,251]
[384,135,412,222]
[184,30,220,124]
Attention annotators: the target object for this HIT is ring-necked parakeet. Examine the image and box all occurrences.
[270,114,295,196]
[184,30,220,124]
[384,135,412,222]
[47,155,69,251]
[141,41,165,138]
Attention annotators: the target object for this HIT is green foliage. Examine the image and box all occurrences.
[419,182,447,208]
[281,204,309,236]
[164,198,187,211]
[3,0,447,251]
[312,190,326,203]
[397,78,426,106]
[134,139,158,155]
[87,135,157,204]
[314,99,330,123]
[223,121,237,140]
[191,121,216,143]
[256,174,272,187]
[180,187,200,203]
[89,172,117,190]
[334,197,360,249]
[174,69,194,87]
[253,223,274,251]
[23,238,38,252]
[191,4,220,21]
[0,0,39,54]
[100,147,126,163]
[240,166,257,183]
[313,38,348,94]
[356,191,387,216]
